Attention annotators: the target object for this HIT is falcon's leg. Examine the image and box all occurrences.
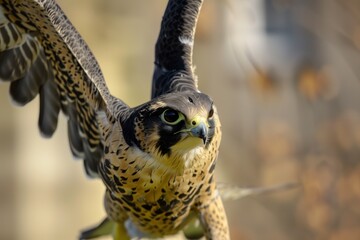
[79,217,113,239]
[183,213,205,239]
[198,194,230,240]
[79,218,131,240]
[113,222,131,240]
[104,190,132,239]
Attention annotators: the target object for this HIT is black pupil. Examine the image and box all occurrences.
[164,109,179,123]
[208,108,214,118]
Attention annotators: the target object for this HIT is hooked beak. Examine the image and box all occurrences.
[174,116,209,145]
[189,121,208,144]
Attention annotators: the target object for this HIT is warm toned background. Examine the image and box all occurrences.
[1,0,360,239]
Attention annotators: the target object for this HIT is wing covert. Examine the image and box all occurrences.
[151,0,203,98]
[0,0,125,177]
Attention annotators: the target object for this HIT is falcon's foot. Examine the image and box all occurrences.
[79,217,113,239]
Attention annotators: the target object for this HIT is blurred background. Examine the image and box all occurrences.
[1,0,360,239]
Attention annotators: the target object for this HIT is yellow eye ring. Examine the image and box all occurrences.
[161,109,184,125]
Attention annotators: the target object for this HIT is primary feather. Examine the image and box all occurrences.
[0,0,120,177]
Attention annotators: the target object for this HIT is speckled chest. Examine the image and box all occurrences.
[98,117,221,235]
[99,146,218,235]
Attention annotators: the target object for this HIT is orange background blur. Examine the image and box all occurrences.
[1,0,360,239]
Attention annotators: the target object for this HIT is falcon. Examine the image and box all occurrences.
[0,0,230,239]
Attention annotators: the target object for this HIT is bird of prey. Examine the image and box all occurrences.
[0,0,230,239]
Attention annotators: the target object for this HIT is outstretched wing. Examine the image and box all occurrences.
[0,0,121,177]
[151,0,203,98]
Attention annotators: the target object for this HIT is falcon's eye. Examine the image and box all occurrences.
[161,109,184,125]
[208,107,214,119]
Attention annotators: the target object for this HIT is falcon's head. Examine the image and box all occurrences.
[122,91,219,163]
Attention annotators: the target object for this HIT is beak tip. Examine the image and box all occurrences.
[190,122,208,145]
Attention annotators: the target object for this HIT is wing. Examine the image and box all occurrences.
[0,0,125,177]
[151,0,203,98]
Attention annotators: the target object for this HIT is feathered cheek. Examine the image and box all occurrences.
[142,124,162,150]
